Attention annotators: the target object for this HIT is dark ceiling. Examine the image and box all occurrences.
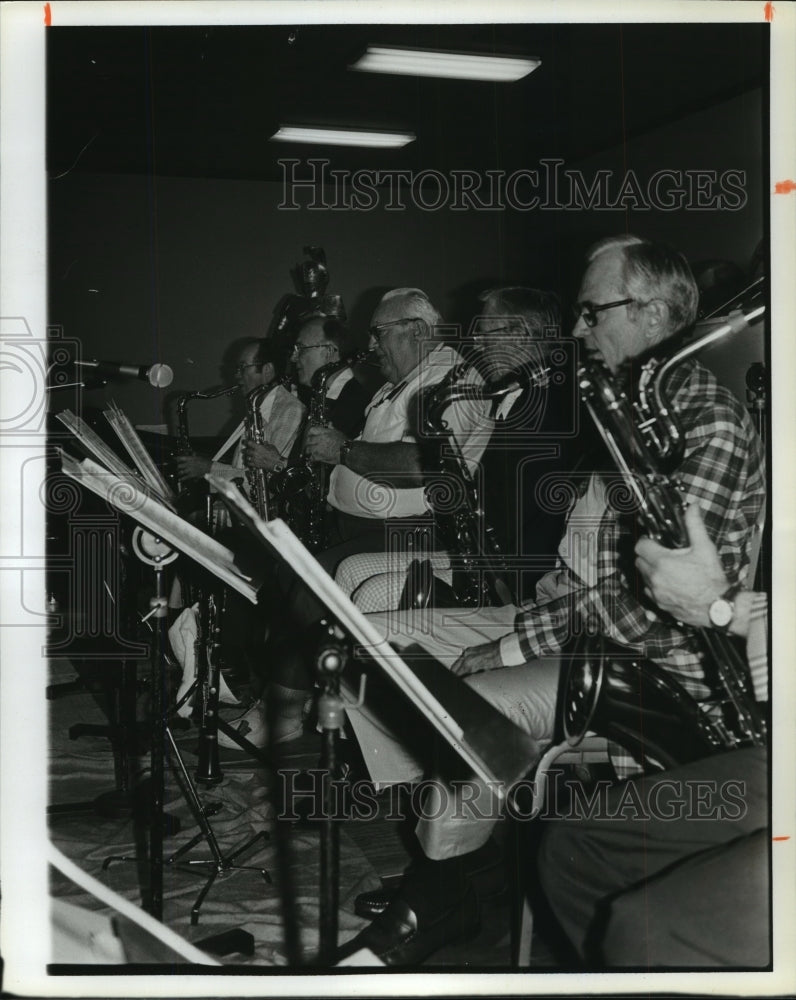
[47,22,767,182]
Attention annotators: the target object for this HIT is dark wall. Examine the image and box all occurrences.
[48,89,765,437]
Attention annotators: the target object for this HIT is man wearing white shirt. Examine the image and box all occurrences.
[305,287,487,548]
[176,338,304,492]
[225,289,489,749]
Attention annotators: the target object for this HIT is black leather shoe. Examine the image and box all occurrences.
[355,844,505,919]
[354,886,394,919]
[338,883,480,966]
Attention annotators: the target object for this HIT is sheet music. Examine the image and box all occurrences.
[104,400,176,508]
[56,409,179,512]
[56,409,138,481]
[208,473,534,791]
[61,454,259,603]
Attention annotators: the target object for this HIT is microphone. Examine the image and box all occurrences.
[74,359,174,388]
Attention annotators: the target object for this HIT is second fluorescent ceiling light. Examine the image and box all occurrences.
[350,46,541,83]
[270,126,415,148]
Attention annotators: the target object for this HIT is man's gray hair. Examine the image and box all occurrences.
[479,286,561,337]
[379,287,443,331]
[587,234,698,335]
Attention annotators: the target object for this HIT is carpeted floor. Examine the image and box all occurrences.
[47,657,380,968]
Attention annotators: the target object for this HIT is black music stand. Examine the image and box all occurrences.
[103,528,271,928]
[101,528,179,918]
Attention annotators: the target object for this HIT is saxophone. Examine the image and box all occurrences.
[420,361,551,607]
[279,352,370,550]
[175,383,239,508]
[561,296,767,764]
[243,378,290,521]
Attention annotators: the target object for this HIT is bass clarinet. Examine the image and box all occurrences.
[561,296,767,766]
[420,361,551,608]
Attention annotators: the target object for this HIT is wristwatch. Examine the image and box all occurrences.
[708,584,741,631]
[339,439,355,467]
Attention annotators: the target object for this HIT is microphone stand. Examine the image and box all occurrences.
[314,620,350,965]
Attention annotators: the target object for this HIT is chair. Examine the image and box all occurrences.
[510,734,611,967]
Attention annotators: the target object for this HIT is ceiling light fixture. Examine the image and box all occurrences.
[270,126,416,148]
[349,46,541,83]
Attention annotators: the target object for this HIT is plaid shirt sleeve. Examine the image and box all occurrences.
[513,362,766,698]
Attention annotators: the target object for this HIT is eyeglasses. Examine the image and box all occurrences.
[368,317,422,343]
[572,298,636,328]
[291,341,335,358]
[473,324,516,337]
[234,362,261,376]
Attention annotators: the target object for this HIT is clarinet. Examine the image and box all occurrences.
[194,494,224,785]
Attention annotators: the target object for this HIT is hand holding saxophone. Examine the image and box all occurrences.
[635,503,750,635]
[243,439,284,472]
[176,454,212,481]
[305,425,347,465]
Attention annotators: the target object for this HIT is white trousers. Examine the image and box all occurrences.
[345,603,560,859]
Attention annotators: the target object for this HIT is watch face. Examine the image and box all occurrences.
[709,598,734,628]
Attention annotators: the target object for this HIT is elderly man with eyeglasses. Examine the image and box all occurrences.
[220,288,491,750]
[303,287,489,547]
[337,235,765,966]
[332,286,573,615]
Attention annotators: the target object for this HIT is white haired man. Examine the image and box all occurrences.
[338,236,765,965]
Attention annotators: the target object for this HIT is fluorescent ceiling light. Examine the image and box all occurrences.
[350,46,541,83]
[270,126,415,148]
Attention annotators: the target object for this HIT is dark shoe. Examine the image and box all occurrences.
[355,841,505,919]
[338,883,480,966]
[354,886,394,919]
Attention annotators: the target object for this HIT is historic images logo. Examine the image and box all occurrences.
[279,158,747,212]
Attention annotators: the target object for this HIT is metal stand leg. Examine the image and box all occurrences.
[163,726,271,926]
[313,621,349,966]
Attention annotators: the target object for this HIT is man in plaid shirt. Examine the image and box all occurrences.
[338,235,765,966]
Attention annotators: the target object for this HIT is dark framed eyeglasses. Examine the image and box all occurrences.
[572,298,636,329]
[473,323,518,337]
[233,361,262,376]
[368,317,422,343]
[291,341,335,358]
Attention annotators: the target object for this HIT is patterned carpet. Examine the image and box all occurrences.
[47,658,380,968]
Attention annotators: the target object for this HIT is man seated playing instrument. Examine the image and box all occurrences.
[176,338,304,489]
[537,502,768,968]
[334,286,575,612]
[290,313,373,439]
[221,288,490,748]
[338,235,765,965]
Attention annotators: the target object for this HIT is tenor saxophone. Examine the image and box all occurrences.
[278,352,370,550]
[174,383,239,506]
[562,295,767,761]
[243,379,289,521]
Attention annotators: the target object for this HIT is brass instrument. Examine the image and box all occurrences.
[243,379,285,521]
[176,383,239,454]
[175,384,239,506]
[280,352,370,550]
[420,361,551,607]
[562,296,767,762]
